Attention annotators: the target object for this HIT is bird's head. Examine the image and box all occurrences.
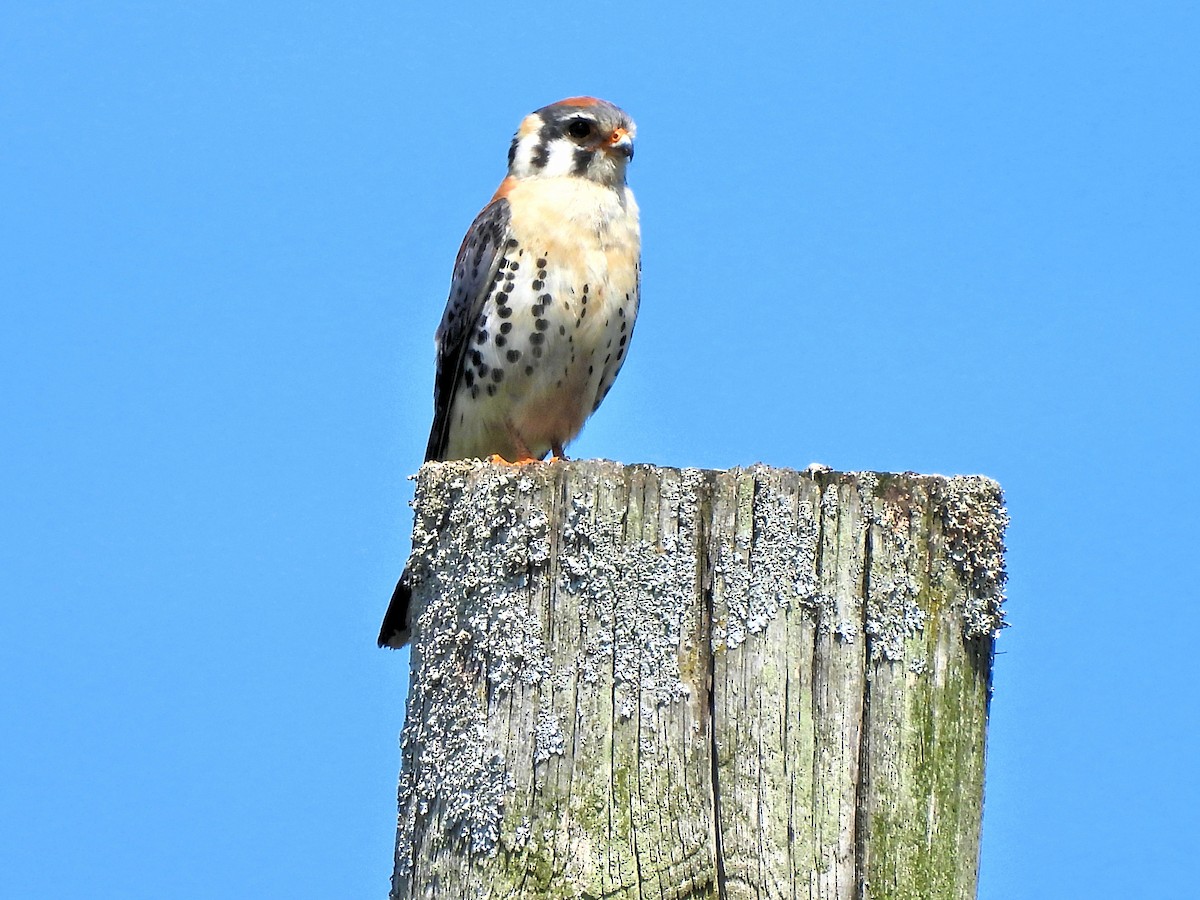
[507,97,635,188]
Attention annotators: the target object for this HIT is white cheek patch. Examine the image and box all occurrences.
[511,136,539,178]
[542,141,582,177]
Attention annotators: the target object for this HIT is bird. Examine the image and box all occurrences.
[378,97,641,648]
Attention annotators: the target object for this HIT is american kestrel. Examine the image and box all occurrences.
[378,97,640,648]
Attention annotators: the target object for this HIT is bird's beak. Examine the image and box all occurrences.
[608,127,634,160]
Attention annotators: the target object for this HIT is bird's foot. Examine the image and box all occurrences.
[486,454,540,466]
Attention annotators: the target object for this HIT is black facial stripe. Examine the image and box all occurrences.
[531,139,550,170]
[508,138,517,168]
[572,147,592,175]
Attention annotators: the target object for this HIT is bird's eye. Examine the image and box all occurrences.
[567,119,593,139]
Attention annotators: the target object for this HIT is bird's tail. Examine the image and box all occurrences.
[377,569,413,649]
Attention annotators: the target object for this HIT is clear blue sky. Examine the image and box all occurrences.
[3,2,1197,897]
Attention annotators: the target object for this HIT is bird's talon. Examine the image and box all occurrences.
[486,453,541,467]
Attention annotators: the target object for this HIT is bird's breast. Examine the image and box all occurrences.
[445,176,640,460]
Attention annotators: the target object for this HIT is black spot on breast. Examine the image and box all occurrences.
[475,330,487,344]
[536,258,547,268]
[525,365,534,375]
[498,306,512,319]
[532,280,544,290]
[464,370,475,387]
[507,348,521,362]
[478,362,489,377]
[500,322,513,334]
[495,335,506,347]
[486,384,496,396]
[535,319,549,331]
[529,332,545,345]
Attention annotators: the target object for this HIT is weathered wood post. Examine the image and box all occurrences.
[387,460,1006,899]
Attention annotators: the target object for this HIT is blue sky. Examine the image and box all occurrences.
[2,2,1197,897]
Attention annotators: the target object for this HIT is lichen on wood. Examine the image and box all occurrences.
[388,461,1006,900]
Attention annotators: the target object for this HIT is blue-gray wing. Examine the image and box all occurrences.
[424,197,514,461]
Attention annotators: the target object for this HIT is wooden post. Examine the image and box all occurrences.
[388,460,1007,900]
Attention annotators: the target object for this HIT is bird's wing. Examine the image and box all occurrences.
[424,197,514,461]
